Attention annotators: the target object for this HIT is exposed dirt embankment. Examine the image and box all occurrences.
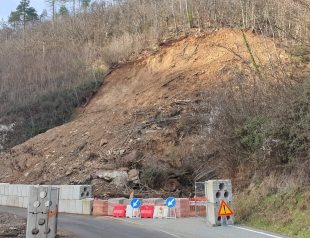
[0,29,287,195]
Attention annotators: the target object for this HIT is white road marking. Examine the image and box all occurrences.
[107,217,181,237]
[157,229,182,238]
[231,225,285,238]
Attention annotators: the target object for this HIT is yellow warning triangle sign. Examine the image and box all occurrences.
[218,200,234,216]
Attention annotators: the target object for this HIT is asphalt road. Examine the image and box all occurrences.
[0,206,289,238]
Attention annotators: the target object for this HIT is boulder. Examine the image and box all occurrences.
[128,169,139,183]
[97,170,129,187]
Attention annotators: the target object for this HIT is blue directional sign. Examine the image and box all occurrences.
[131,198,141,208]
[166,197,176,208]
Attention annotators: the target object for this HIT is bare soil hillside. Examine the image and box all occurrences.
[0,29,288,196]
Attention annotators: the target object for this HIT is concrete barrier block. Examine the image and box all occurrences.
[143,198,164,205]
[17,185,22,197]
[0,195,2,205]
[7,195,13,206]
[23,196,28,208]
[108,198,126,204]
[2,196,8,206]
[68,200,76,213]
[206,201,234,226]
[58,186,66,200]
[123,199,132,205]
[82,198,94,215]
[83,185,92,199]
[59,199,70,213]
[72,185,92,200]
[11,196,19,207]
[59,185,74,200]
[60,199,76,213]
[75,200,83,214]
[26,212,57,238]
[14,196,20,207]
[18,197,24,208]
[58,199,65,213]
[8,185,14,196]
[0,184,6,195]
[206,180,233,203]
[72,185,83,200]
[22,185,29,197]
[13,185,19,196]
[4,184,9,196]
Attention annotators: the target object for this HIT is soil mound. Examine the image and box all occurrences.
[0,29,287,195]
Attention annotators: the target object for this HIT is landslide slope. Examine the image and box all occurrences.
[0,29,287,191]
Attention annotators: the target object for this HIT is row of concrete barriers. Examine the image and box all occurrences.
[0,183,93,214]
[0,183,208,218]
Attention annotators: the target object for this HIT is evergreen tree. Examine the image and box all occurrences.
[81,0,91,8]
[8,0,38,30]
[59,5,69,15]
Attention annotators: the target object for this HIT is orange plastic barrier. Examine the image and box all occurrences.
[113,204,127,218]
[140,205,155,218]
[93,199,108,216]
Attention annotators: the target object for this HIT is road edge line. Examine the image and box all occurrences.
[230,225,285,238]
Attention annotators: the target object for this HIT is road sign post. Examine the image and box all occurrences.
[130,198,141,218]
[166,197,176,219]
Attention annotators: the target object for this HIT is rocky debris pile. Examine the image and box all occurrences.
[0,212,26,238]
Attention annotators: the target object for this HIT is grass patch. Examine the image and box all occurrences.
[235,185,310,237]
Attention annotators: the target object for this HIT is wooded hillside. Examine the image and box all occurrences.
[1,0,310,149]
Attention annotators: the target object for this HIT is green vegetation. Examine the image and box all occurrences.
[8,0,39,30]
[140,165,167,189]
[5,81,101,147]
[235,187,310,237]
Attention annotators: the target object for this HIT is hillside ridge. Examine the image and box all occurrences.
[0,29,287,194]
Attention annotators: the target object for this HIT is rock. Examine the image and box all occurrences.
[128,169,139,183]
[65,171,73,176]
[97,170,129,187]
[151,124,158,129]
[112,172,129,187]
[100,139,108,147]
[163,179,182,192]
[119,149,125,155]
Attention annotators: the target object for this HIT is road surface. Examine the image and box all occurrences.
[0,206,288,238]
